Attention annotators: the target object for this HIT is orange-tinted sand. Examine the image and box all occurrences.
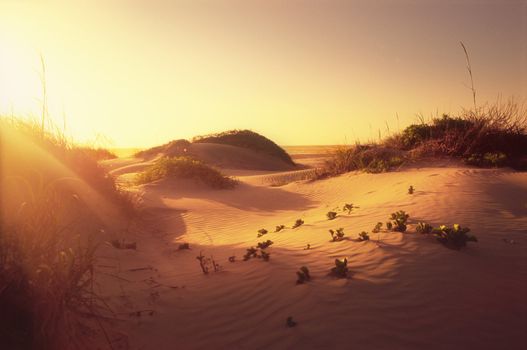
[96,148,527,349]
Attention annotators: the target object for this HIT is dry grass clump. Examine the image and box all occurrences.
[319,144,405,177]
[135,156,237,189]
[192,129,295,165]
[321,98,527,177]
[0,184,101,349]
[1,117,129,348]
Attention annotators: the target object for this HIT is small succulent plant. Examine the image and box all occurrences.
[257,228,268,238]
[343,203,355,214]
[275,225,286,232]
[178,243,190,250]
[434,224,477,248]
[416,222,433,234]
[257,240,274,249]
[358,231,370,241]
[296,266,311,284]
[372,222,383,233]
[408,185,414,194]
[228,255,236,263]
[329,228,345,242]
[292,219,304,229]
[331,258,349,278]
[326,211,337,220]
[389,211,409,232]
[304,244,311,250]
[386,222,393,231]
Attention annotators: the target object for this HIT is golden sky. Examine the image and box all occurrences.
[1,0,526,147]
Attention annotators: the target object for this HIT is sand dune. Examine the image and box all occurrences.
[98,158,527,349]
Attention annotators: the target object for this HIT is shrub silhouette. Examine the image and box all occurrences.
[257,240,274,249]
[358,231,370,241]
[275,225,286,232]
[296,266,311,284]
[329,228,345,242]
[343,203,356,214]
[192,129,295,165]
[257,228,268,238]
[326,211,337,220]
[408,185,414,194]
[292,219,304,229]
[331,258,349,278]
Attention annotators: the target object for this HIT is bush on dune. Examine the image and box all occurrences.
[320,99,527,177]
[192,129,295,165]
[135,156,237,189]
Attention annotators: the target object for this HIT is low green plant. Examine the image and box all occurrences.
[296,266,311,284]
[326,211,337,220]
[386,222,393,230]
[465,152,508,167]
[275,225,285,232]
[331,258,349,278]
[257,228,268,238]
[257,240,274,249]
[408,185,414,194]
[434,224,477,248]
[389,211,410,232]
[292,219,304,229]
[329,228,345,242]
[372,222,383,233]
[358,231,370,241]
[136,156,236,189]
[416,222,433,234]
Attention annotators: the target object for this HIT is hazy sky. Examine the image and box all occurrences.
[1,0,526,147]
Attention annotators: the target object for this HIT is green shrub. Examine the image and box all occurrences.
[192,129,295,165]
[326,211,337,220]
[389,211,410,232]
[434,224,477,248]
[135,156,236,189]
[329,228,345,242]
[465,152,508,167]
[331,258,349,278]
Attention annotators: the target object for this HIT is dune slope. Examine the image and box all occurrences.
[99,164,527,350]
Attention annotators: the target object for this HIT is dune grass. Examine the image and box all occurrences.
[136,156,237,189]
[0,117,131,348]
[320,99,527,177]
[192,129,295,165]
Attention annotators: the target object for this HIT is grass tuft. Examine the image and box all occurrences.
[135,156,237,189]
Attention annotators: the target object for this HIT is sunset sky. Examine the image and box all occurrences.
[1,0,526,148]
